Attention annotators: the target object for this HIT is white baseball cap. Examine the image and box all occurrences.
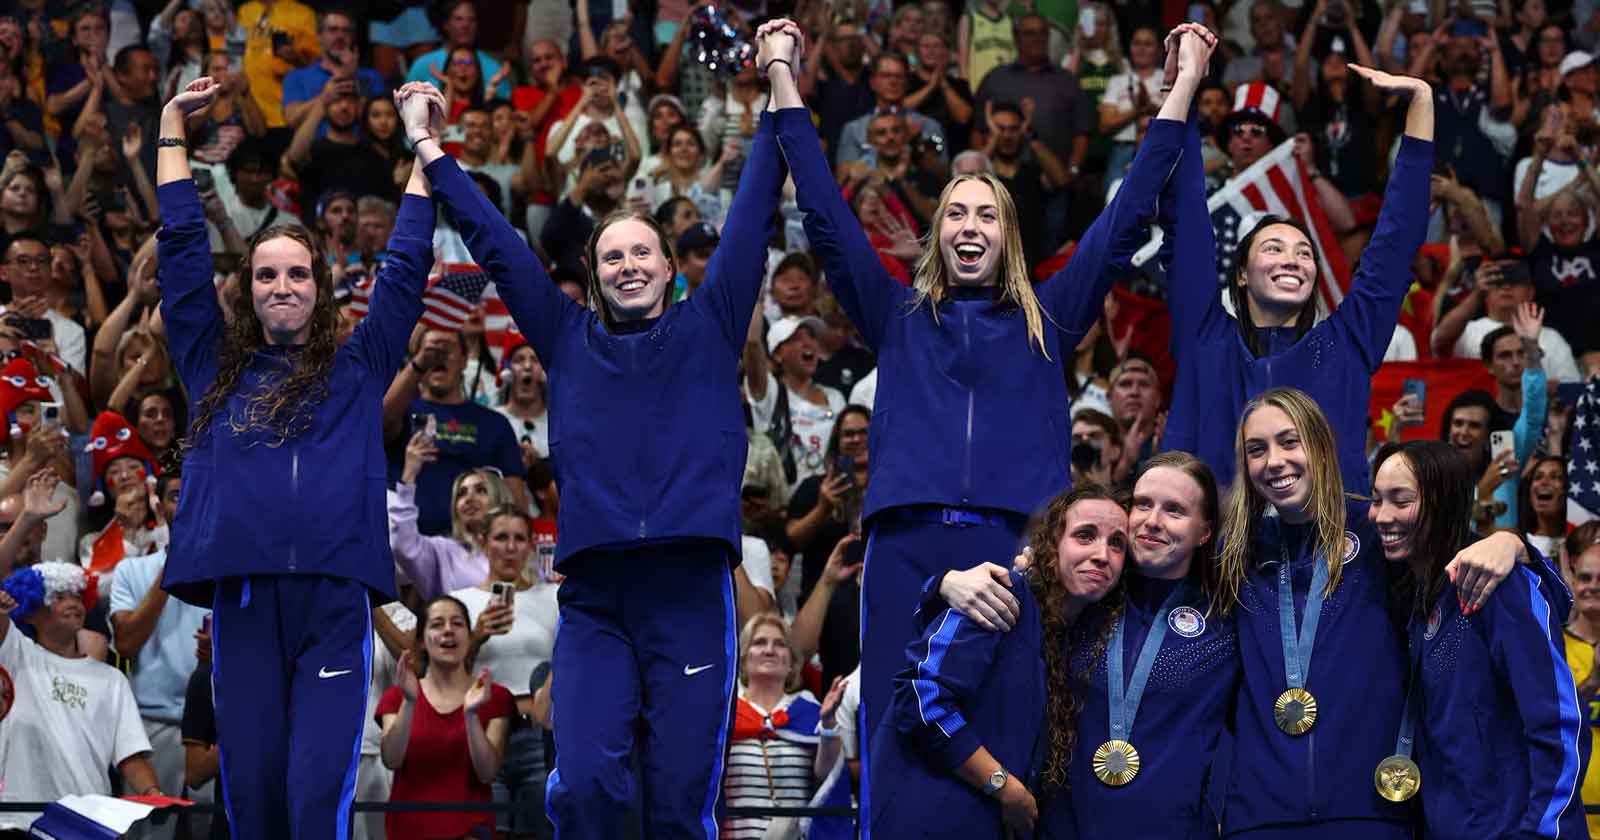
[1560,50,1596,78]
[766,315,827,354]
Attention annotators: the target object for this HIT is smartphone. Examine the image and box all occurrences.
[1499,261,1533,287]
[1185,3,1208,23]
[831,453,856,489]
[1490,430,1515,463]
[202,613,212,635]
[491,580,514,607]
[1078,6,1097,37]
[192,168,215,193]
[39,401,61,426]
[11,317,51,341]
[270,30,291,51]
[409,411,435,440]
[1406,0,1428,13]
[1401,379,1426,426]
[1451,18,1487,38]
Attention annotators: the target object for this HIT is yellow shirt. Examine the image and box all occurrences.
[1563,630,1600,836]
[236,0,317,128]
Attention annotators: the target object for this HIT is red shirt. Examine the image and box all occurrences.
[376,682,515,839]
[510,83,583,160]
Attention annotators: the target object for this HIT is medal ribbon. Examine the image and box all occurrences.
[1278,543,1331,693]
[1108,581,1191,742]
[1394,608,1426,759]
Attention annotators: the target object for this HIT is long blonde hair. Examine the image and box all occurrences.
[909,173,1051,358]
[1215,387,1349,616]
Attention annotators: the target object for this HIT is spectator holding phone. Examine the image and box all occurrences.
[281,10,383,135]
[236,0,317,129]
[745,315,846,491]
[784,404,869,600]
[378,594,514,840]
[1439,256,1583,382]
[493,333,548,465]
[2,231,86,373]
[450,505,559,838]
[78,411,166,573]
[392,423,516,600]
[1475,303,1550,531]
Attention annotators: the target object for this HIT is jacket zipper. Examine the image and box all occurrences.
[634,337,647,539]
[961,306,974,503]
[1306,732,1317,819]
[288,449,300,571]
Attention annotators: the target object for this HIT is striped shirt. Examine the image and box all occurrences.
[722,691,820,839]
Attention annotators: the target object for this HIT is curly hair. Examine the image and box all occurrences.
[181,225,339,456]
[1027,483,1127,799]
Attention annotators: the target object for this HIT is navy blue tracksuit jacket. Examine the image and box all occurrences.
[1158,115,1435,489]
[872,570,1044,837]
[1412,565,1588,839]
[1055,573,1239,840]
[426,112,785,839]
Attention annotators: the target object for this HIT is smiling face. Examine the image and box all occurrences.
[423,599,470,665]
[1130,467,1211,579]
[1128,28,1160,70]
[1240,222,1317,323]
[666,126,703,172]
[1528,459,1566,518]
[836,410,869,468]
[1548,192,1589,248]
[1242,404,1311,520]
[1369,454,1421,561]
[443,1,477,47]
[741,620,793,685]
[939,179,1003,286]
[484,513,530,582]
[917,32,950,70]
[460,109,492,157]
[593,218,673,322]
[1056,498,1129,602]
[527,39,565,84]
[250,236,319,345]
[1446,404,1490,462]
[32,591,85,638]
[1573,547,1600,619]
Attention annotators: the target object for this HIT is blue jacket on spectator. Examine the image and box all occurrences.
[420,111,785,569]
[1063,574,1239,840]
[155,179,433,606]
[1221,499,1411,833]
[1411,565,1588,840]
[774,108,1184,521]
[1158,117,1434,490]
[873,570,1043,836]
[1495,364,1548,530]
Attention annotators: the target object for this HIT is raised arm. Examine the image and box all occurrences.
[688,22,796,349]
[1158,105,1226,347]
[1035,24,1209,337]
[418,83,579,367]
[155,77,226,391]
[343,83,437,379]
[769,25,902,351]
[1327,66,1434,371]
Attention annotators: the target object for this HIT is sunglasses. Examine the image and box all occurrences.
[1232,123,1270,139]
[450,56,477,67]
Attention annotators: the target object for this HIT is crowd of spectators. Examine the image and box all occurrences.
[0,0,1598,837]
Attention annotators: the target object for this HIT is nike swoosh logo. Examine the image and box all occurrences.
[318,667,353,679]
[683,664,715,676]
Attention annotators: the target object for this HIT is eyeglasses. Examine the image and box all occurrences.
[451,57,477,67]
[1232,123,1269,139]
[6,255,49,269]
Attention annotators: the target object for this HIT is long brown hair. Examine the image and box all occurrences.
[181,225,339,455]
[909,173,1051,358]
[582,210,679,331]
[1028,483,1127,798]
[1215,387,1349,616]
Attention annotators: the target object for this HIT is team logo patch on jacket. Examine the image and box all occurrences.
[1424,604,1442,641]
[1342,530,1360,565]
[1168,605,1205,638]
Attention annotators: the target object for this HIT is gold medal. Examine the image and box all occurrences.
[1273,687,1318,735]
[1092,739,1141,786]
[1374,755,1422,802]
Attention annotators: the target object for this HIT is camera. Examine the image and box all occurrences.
[1071,440,1102,472]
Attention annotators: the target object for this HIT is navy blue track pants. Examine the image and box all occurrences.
[211,574,372,840]
[545,543,737,840]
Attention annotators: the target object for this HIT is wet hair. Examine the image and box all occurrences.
[1030,484,1128,799]
[182,225,338,456]
[1132,451,1222,598]
[1216,387,1349,615]
[1372,441,1475,620]
[582,210,679,331]
[1227,216,1323,358]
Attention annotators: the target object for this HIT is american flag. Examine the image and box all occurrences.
[1133,138,1353,313]
[421,263,493,332]
[1571,376,1600,519]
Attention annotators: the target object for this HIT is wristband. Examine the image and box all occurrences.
[817,725,840,738]
[157,137,187,149]
[764,58,794,75]
[406,133,433,151]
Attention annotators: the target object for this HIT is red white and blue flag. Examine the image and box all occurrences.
[1570,376,1600,519]
[1133,138,1353,313]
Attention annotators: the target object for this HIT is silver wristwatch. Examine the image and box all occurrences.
[981,767,1008,797]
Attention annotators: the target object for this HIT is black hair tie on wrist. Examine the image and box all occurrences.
[157,137,187,149]
[764,58,794,75]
